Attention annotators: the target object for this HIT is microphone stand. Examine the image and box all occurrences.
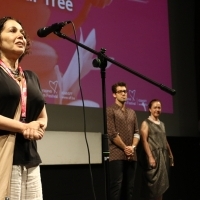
[53,30,176,200]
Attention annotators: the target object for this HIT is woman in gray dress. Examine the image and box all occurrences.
[140,99,174,200]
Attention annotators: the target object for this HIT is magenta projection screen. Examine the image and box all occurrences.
[1,0,172,113]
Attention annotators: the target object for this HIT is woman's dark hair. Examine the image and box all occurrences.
[0,16,31,62]
[111,82,127,93]
[148,99,161,109]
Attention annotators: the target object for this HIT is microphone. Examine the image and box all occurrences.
[37,21,70,37]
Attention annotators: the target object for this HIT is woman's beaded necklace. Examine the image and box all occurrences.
[7,67,21,80]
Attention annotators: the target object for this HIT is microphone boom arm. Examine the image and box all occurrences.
[54,31,176,95]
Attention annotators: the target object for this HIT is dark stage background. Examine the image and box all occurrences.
[40,0,200,199]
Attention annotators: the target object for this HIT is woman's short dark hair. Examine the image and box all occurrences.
[148,99,161,109]
[0,16,31,62]
[111,82,127,93]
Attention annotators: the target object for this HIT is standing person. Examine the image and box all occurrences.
[0,16,48,199]
[139,99,174,200]
[107,82,140,200]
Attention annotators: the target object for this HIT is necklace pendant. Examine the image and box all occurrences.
[17,76,21,81]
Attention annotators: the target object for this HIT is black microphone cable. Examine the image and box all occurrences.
[67,21,97,200]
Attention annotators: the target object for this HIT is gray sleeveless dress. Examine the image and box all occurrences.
[140,119,170,199]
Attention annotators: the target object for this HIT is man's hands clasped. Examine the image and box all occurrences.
[22,121,45,140]
[124,146,135,160]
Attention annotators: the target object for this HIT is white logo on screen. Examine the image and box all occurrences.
[138,99,148,111]
[49,81,58,93]
[129,90,136,101]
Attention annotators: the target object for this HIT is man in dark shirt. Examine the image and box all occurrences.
[107,82,140,200]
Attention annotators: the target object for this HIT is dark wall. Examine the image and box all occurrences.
[41,0,200,199]
[164,137,200,200]
[195,0,200,131]
[167,0,198,137]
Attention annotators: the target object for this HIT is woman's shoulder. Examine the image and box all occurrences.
[143,118,150,124]
[24,70,39,79]
[140,119,149,128]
